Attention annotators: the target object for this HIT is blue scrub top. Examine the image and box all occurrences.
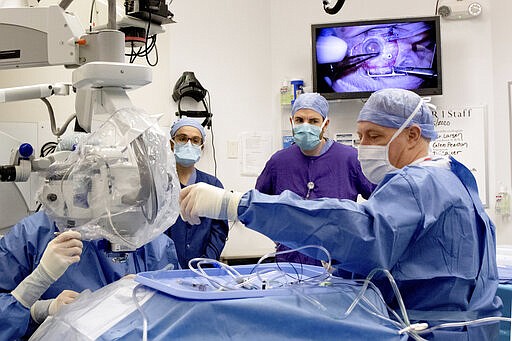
[0,211,179,340]
[239,156,502,340]
[166,169,229,269]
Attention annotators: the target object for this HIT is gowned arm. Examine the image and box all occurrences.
[0,293,32,340]
[238,176,423,276]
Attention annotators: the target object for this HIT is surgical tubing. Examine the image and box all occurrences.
[251,244,332,281]
[132,284,149,341]
[187,254,506,340]
[188,255,427,339]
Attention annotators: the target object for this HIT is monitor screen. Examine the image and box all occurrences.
[312,16,442,100]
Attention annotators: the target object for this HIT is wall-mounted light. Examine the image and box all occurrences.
[438,0,482,20]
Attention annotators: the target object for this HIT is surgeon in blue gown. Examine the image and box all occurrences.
[0,211,179,340]
[180,88,502,340]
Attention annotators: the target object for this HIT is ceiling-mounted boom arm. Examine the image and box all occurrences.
[0,5,84,69]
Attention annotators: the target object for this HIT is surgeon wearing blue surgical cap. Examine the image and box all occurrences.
[289,93,330,152]
[167,117,229,269]
[179,88,502,341]
[356,88,438,184]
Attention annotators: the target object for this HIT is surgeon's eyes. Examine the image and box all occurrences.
[174,134,203,146]
[359,133,383,144]
[367,134,384,142]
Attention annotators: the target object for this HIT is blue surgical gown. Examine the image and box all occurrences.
[0,211,180,340]
[238,157,502,340]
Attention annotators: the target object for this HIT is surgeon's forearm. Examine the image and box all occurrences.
[11,265,55,309]
[237,189,335,241]
[238,181,422,276]
[237,189,364,260]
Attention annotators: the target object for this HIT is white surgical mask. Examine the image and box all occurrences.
[358,99,424,184]
[357,144,397,184]
[174,141,201,167]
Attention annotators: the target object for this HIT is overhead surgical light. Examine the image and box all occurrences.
[172,71,212,128]
[437,0,482,20]
[322,0,346,15]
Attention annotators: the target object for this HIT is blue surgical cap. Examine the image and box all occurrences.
[170,117,206,141]
[357,88,437,140]
[291,93,329,119]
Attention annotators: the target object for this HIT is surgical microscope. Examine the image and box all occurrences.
[0,0,180,254]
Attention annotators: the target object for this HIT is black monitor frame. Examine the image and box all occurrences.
[311,16,442,100]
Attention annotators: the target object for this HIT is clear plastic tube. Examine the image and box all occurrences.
[250,244,332,285]
[417,316,512,335]
[132,284,149,341]
[187,248,331,292]
[186,254,429,339]
[187,258,244,291]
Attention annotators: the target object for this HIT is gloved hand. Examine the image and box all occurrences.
[30,290,80,324]
[180,183,243,225]
[49,289,79,315]
[40,230,83,281]
[12,230,82,309]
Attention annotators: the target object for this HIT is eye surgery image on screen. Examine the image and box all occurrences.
[312,17,442,100]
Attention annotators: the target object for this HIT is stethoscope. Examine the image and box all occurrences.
[305,181,315,199]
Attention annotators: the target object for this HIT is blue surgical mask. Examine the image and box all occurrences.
[292,121,325,151]
[174,141,201,167]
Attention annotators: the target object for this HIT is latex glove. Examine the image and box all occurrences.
[30,290,79,324]
[12,230,82,309]
[180,183,243,225]
[40,230,83,281]
[49,290,79,315]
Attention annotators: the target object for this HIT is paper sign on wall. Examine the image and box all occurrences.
[240,132,273,177]
[431,106,488,206]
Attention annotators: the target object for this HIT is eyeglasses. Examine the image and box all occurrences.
[172,134,203,146]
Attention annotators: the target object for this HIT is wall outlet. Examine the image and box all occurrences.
[227,140,238,159]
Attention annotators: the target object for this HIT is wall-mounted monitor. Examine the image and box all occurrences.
[312,16,442,100]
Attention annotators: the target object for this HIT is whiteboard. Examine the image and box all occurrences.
[431,106,488,207]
